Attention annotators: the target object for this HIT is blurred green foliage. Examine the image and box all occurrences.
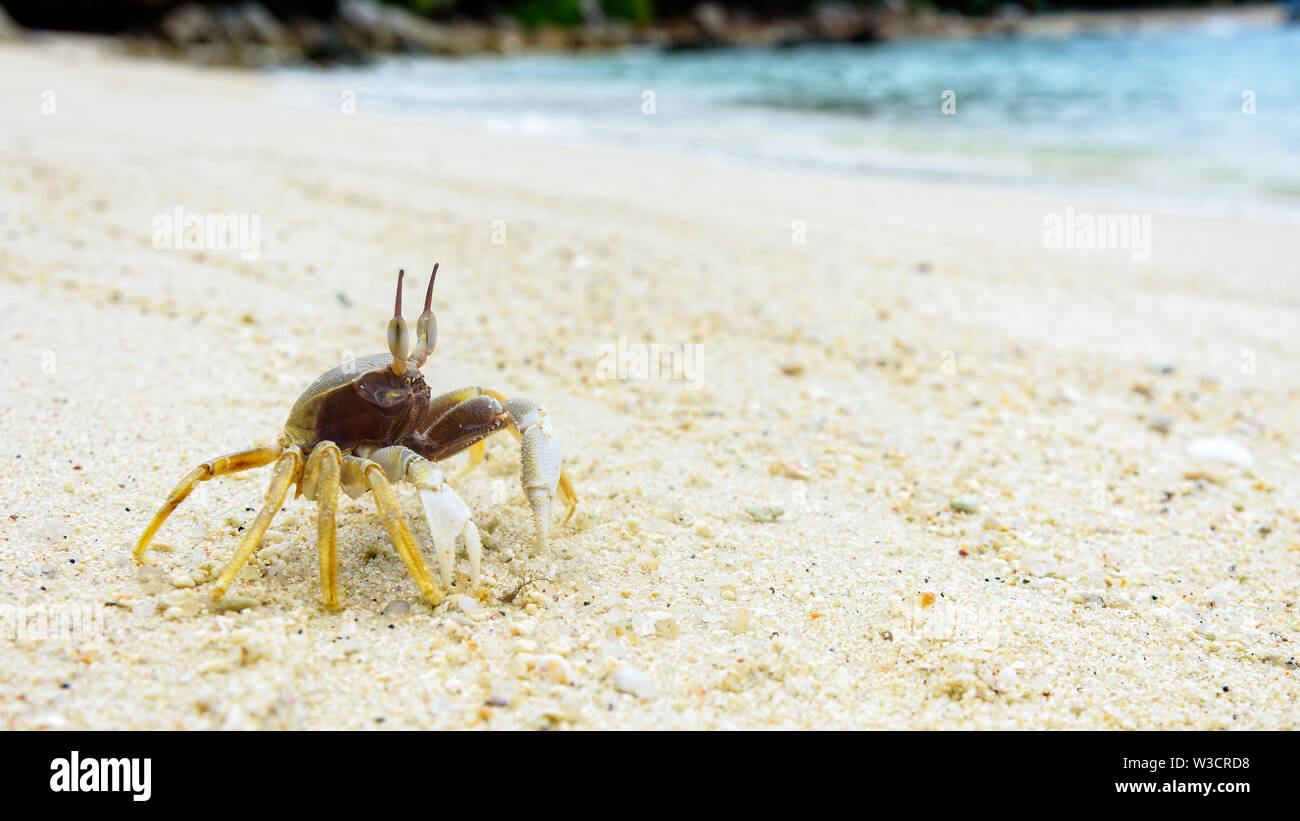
[509,0,585,27]
[404,0,459,12]
[601,0,656,23]
[505,0,654,26]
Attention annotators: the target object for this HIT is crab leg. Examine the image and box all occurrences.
[454,440,486,483]
[347,454,444,606]
[301,442,343,611]
[426,386,491,421]
[408,393,510,460]
[482,391,576,524]
[211,445,303,600]
[133,444,285,563]
[486,394,576,548]
[412,387,499,482]
[403,387,576,556]
[506,399,562,547]
[368,446,482,591]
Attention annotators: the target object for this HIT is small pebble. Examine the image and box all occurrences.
[730,608,753,634]
[951,497,979,514]
[455,595,478,613]
[769,460,812,480]
[655,617,680,638]
[1147,412,1172,434]
[211,595,259,613]
[995,667,1019,692]
[612,667,655,699]
[1187,437,1255,467]
[381,600,411,617]
[633,614,657,637]
[536,654,573,684]
[745,505,784,523]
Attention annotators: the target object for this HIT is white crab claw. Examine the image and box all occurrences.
[364,446,484,593]
[418,484,480,590]
[507,398,562,549]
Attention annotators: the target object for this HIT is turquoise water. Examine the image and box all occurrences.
[282,19,1300,213]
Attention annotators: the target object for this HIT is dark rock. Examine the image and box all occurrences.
[336,0,397,50]
[812,1,883,43]
[993,3,1027,22]
[158,2,222,47]
[290,17,365,64]
[227,3,294,48]
[691,2,729,44]
[337,0,462,55]
[629,25,672,47]
[579,0,606,26]
[528,23,570,51]
[0,4,22,40]
[216,3,302,63]
[486,20,525,55]
[3,0,911,64]
[568,21,633,50]
[156,2,304,67]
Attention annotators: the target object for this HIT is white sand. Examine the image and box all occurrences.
[0,39,1296,729]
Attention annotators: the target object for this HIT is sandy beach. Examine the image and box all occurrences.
[0,38,1296,730]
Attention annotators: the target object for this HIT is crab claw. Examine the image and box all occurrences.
[504,398,562,549]
[418,484,482,590]
[389,454,480,590]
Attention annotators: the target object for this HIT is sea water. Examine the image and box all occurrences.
[277,18,1300,216]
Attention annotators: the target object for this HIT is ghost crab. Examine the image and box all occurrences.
[133,265,576,609]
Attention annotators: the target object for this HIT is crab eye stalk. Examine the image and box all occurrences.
[387,268,411,375]
[413,263,439,366]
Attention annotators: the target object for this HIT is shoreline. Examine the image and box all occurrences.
[263,21,1300,224]
[1,40,1297,729]
[275,61,1300,225]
